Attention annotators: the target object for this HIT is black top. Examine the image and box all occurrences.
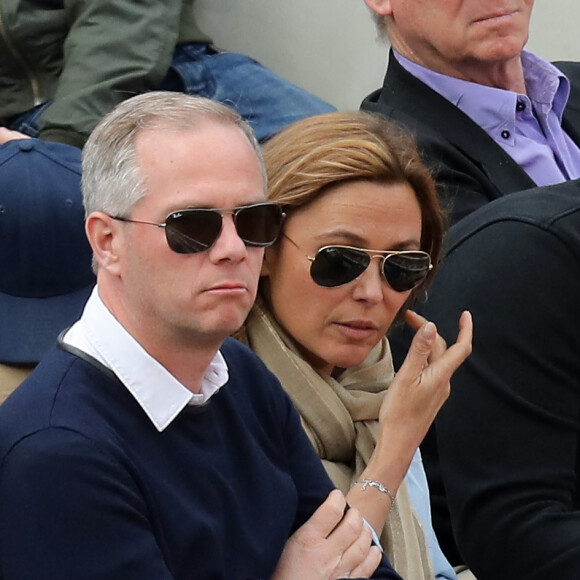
[395,179,580,578]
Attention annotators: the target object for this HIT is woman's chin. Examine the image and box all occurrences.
[329,350,372,372]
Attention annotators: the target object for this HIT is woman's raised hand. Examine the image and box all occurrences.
[378,309,473,454]
[346,310,472,536]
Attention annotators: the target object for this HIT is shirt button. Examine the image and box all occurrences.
[516,101,526,112]
[501,130,511,139]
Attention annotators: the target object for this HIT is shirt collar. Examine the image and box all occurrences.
[63,287,229,431]
[520,51,570,119]
[394,50,571,129]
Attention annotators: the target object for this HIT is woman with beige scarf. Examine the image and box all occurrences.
[236,111,473,579]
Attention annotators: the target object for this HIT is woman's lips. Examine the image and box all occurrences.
[334,320,379,339]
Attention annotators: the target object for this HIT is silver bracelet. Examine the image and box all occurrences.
[355,478,396,508]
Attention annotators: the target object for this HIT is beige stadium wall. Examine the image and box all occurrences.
[194,1,579,112]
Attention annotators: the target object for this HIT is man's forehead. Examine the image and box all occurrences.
[135,122,259,167]
[132,124,264,210]
[136,118,247,142]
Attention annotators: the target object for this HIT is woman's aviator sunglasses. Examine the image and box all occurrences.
[283,233,432,292]
[112,203,285,254]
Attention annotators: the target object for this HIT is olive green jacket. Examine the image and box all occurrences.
[0,0,210,147]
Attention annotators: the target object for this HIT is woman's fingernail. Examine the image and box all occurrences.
[423,322,436,341]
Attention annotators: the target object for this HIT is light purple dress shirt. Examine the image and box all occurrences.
[395,50,580,187]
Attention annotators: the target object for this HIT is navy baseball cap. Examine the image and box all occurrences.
[0,139,95,364]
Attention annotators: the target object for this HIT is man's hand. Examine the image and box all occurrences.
[273,489,382,580]
[0,127,31,144]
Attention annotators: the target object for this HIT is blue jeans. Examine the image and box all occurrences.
[161,43,335,142]
[7,101,51,138]
[11,43,335,143]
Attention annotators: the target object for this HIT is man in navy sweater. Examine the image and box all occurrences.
[0,92,400,580]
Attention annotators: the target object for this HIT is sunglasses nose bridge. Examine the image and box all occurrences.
[375,253,393,283]
[218,208,244,237]
[216,211,244,245]
[363,253,388,282]
[348,252,387,303]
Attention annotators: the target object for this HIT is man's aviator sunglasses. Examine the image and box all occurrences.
[283,233,432,293]
[111,203,285,254]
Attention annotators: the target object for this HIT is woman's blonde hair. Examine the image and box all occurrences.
[262,111,446,294]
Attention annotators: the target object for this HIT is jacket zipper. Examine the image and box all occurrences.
[0,8,42,105]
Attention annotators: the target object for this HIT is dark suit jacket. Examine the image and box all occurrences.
[361,52,580,224]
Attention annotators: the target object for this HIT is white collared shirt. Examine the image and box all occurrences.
[63,287,229,432]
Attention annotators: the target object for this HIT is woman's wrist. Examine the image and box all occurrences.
[353,478,397,511]
[363,437,416,495]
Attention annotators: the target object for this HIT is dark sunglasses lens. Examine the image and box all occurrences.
[236,204,283,247]
[383,253,431,292]
[310,247,370,287]
[165,210,222,254]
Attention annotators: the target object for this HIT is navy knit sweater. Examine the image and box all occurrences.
[0,338,400,580]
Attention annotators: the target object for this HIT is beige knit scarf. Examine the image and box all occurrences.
[242,298,433,580]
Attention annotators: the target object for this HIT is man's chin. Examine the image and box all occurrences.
[214,310,252,338]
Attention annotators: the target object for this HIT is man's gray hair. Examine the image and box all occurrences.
[82,91,266,218]
[366,9,389,40]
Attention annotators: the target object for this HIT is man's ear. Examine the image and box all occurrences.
[362,0,393,16]
[85,212,123,275]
